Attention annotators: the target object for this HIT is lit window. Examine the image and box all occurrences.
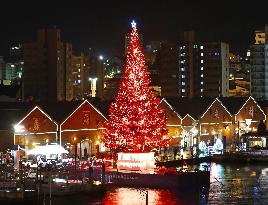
[78,80,81,84]
[180,60,184,64]
[200,46,204,49]
[181,67,185,71]
[182,82,185,85]
[201,60,204,63]
[78,69,80,72]
[201,74,204,78]
[78,75,80,78]
[201,53,203,56]
[201,88,203,92]
[201,67,204,70]
[182,89,185,92]
[201,81,203,85]
[182,75,185,78]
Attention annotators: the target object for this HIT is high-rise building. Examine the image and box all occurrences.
[156,42,179,97]
[178,32,229,97]
[72,53,86,100]
[202,42,230,97]
[178,31,202,97]
[4,63,17,80]
[23,28,73,102]
[9,45,24,80]
[250,25,268,100]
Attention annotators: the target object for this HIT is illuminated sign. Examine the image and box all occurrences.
[117,152,155,171]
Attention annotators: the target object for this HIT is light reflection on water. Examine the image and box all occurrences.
[53,163,268,205]
[101,188,180,205]
[207,163,268,205]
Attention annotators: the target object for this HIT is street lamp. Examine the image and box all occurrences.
[73,137,77,172]
[99,55,104,60]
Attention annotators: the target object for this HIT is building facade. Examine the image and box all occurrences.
[202,42,230,97]
[156,42,179,97]
[23,28,73,102]
[178,32,204,97]
[250,25,268,100]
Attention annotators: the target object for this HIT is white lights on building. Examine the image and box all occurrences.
[201,53,204,56]
[201,81,203,85]
[201,67,204,70]
[181,67,185,71]
[200,46,204,49]
[182,89,185,92]
[201,74,204,78]
[182,82,185,85]
[201,60,204,63]
[89,77,98,97]
[182,75,185,78]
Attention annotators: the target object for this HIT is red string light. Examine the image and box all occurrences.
[103,23,168,153]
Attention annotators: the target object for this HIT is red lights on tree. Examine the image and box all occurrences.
[103,21,168,152]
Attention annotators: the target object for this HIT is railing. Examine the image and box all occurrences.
[234,150,268,156]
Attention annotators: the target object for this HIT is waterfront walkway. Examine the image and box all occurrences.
[156,150,268,167]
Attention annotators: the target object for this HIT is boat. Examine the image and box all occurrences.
[105,168,210,190]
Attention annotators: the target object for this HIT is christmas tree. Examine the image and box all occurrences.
[103,21,168,153]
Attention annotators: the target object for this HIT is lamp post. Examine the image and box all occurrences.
[74,137,77,173]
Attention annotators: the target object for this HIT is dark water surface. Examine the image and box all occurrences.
[52,162,268,205]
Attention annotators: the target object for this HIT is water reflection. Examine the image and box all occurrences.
[100,187,205,205]
[52,163,268,205]
[102,188,179,205]
[208,163,268,204]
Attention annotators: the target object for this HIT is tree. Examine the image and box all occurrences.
[103,21,168,153]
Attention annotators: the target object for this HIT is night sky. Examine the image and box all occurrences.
[1,0,268,58]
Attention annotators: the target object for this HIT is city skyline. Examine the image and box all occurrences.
[1,1,268,58]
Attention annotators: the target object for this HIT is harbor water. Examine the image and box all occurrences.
[48,162,268,205]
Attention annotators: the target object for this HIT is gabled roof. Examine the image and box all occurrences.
[164,97,215,119]
[159,98,182,119]
[218,97,248,115]
[60,99,108,127]
[200,98,232,119]
[0,98,112,131]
